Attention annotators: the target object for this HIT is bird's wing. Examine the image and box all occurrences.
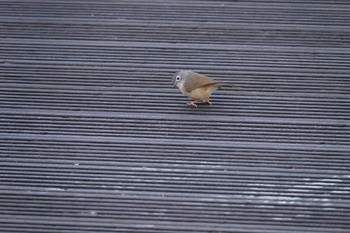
[184,73,215,93]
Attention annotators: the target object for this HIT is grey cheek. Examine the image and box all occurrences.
[177,80,184,90]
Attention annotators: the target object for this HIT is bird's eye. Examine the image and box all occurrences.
[176,76,181,81]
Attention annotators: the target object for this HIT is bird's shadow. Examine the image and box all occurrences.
[179,102,223,115]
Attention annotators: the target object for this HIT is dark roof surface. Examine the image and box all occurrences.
[1,0,350,232]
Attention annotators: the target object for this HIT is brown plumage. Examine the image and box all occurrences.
[173,70,232,107]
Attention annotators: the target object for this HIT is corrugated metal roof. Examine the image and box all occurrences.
[1,0,349,232]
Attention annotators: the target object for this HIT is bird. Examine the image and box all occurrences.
[173,70,232,107]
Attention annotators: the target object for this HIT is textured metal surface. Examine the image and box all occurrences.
[1,0,350,232]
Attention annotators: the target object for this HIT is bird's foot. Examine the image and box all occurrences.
[203,100,212,105]
[186,101,198,107]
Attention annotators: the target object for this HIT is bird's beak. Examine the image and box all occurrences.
[173,83,177,88]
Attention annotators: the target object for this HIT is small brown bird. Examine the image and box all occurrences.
[173,70,232,107]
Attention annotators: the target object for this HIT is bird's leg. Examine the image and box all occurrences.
[186,101,198,107]
[203,99,212,105]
